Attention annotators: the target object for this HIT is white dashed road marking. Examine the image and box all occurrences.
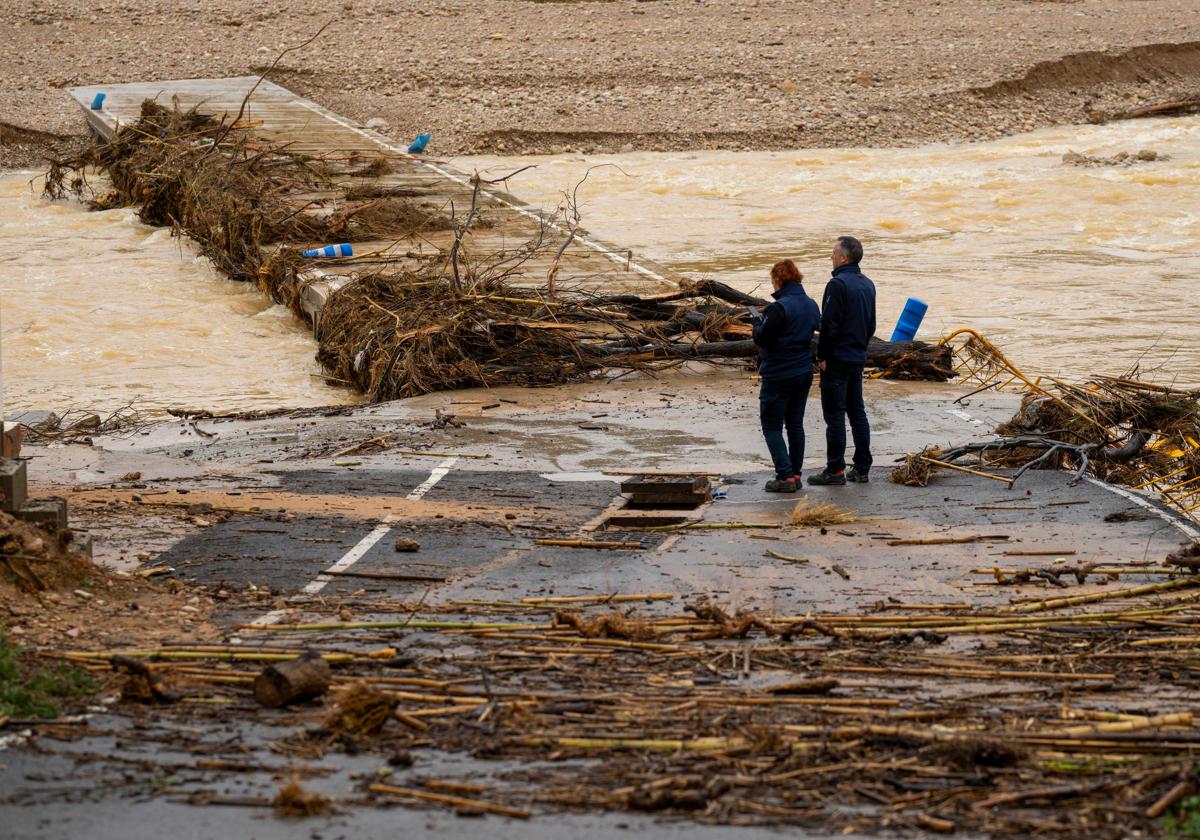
[245,457,458,627]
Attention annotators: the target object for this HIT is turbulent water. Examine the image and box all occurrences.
[462,114,1200,384]
[1,116,1197,416]
[0,175,355,415]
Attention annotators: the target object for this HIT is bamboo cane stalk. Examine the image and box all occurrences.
[920,457,1015,486]
[368,783,529,819]
[1004,577,1200,614]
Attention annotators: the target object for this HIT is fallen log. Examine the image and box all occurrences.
[597,335,953,380]
[253,649,333,708]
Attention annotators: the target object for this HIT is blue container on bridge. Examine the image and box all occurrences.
[889,297,928,342]
[91,92,106,110]
[303,243,353,259]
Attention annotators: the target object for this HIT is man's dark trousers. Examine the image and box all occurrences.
[760,373,813,480]
[820,362,872,474]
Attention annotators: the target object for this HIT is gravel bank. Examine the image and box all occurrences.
[3,0,1200,167]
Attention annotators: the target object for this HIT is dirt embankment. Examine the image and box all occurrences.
[0,510,218,652]
[2,0,1200,166]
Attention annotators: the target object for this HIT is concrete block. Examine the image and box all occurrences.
[63,529,94,558]
[0,458,28,513]
[17,496,68,533]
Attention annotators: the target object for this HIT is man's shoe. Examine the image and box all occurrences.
[847,467,870,483]
[765,478,796,493]
[807,470,846,486]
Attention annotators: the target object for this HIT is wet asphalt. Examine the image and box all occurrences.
[4,374,1195,838]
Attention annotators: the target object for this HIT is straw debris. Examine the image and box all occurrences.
[790,498,857,526]
[325,681,397,738]
[273,777,331,817]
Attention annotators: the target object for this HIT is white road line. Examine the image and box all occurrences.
[944,403,1199,539]
[244,457,458,626]
[291,97,672,284]
[1082,477,1200,541]
[946,408,983,425]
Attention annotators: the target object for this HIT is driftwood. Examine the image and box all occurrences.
[253,650,333,708]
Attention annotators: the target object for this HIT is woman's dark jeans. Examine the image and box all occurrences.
[759,373,814,480]
[819,361,873,474]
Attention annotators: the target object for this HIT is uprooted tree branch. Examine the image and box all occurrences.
[46,100,954,402]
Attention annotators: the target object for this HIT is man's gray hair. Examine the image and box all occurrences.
[836,236,864,265]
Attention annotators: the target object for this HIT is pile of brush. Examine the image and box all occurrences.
[47,100,956,401]
[895,374,1200,519]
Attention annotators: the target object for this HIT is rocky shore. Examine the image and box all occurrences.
[2,0,1200,167]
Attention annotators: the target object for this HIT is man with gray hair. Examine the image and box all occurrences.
[809,236,876,486]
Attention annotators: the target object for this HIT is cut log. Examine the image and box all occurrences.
[253,650,333,708]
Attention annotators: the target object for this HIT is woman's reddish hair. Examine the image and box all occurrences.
[771,259,804,286]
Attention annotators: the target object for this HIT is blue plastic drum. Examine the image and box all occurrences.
[91,92,106,110]
[890,297,928,342]
[302,243,353,258]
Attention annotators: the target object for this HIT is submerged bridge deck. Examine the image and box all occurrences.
[67,76,680,323]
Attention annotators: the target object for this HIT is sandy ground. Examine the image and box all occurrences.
[3,0,1200,167]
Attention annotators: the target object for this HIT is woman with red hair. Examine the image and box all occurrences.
[751,259,821,492]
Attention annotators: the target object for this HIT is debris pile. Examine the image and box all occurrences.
[894,372,1200,522]
[47,101,954,401]
[57,578,1200,837]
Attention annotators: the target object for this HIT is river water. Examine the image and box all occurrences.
[2,115,1197,416]
[463,114,1200,385]
[0,174,355,416]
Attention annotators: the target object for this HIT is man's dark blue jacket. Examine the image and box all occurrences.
[752,283,821,381]
[817,263,877,365]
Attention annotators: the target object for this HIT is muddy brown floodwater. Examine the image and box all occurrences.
[0,173,357,415]
[463,113,1200,384]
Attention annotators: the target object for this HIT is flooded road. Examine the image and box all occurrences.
[0,174,355,415]
[463,114,1200,383]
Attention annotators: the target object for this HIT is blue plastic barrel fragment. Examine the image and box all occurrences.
[890,297,928,342]
[407,133,431,154]
[302,243,353,259]
[91,92,106,110]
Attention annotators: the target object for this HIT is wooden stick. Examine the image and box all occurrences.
[766,550,808,564]
[1057,712,1192,736]
[534,539,641,550]
[914,813,956,834]
[522,735,745,751]
[368,783,529,819]
[828,664,1115,681]
[1001,550,1078,556]
[1004,577,1200,614]
[921,457,1014,486]
[323,569,447,583]
[1147,779,1196,818]
[888,534,1009,546]
[518,593,674,604]
[236,620,538,632]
